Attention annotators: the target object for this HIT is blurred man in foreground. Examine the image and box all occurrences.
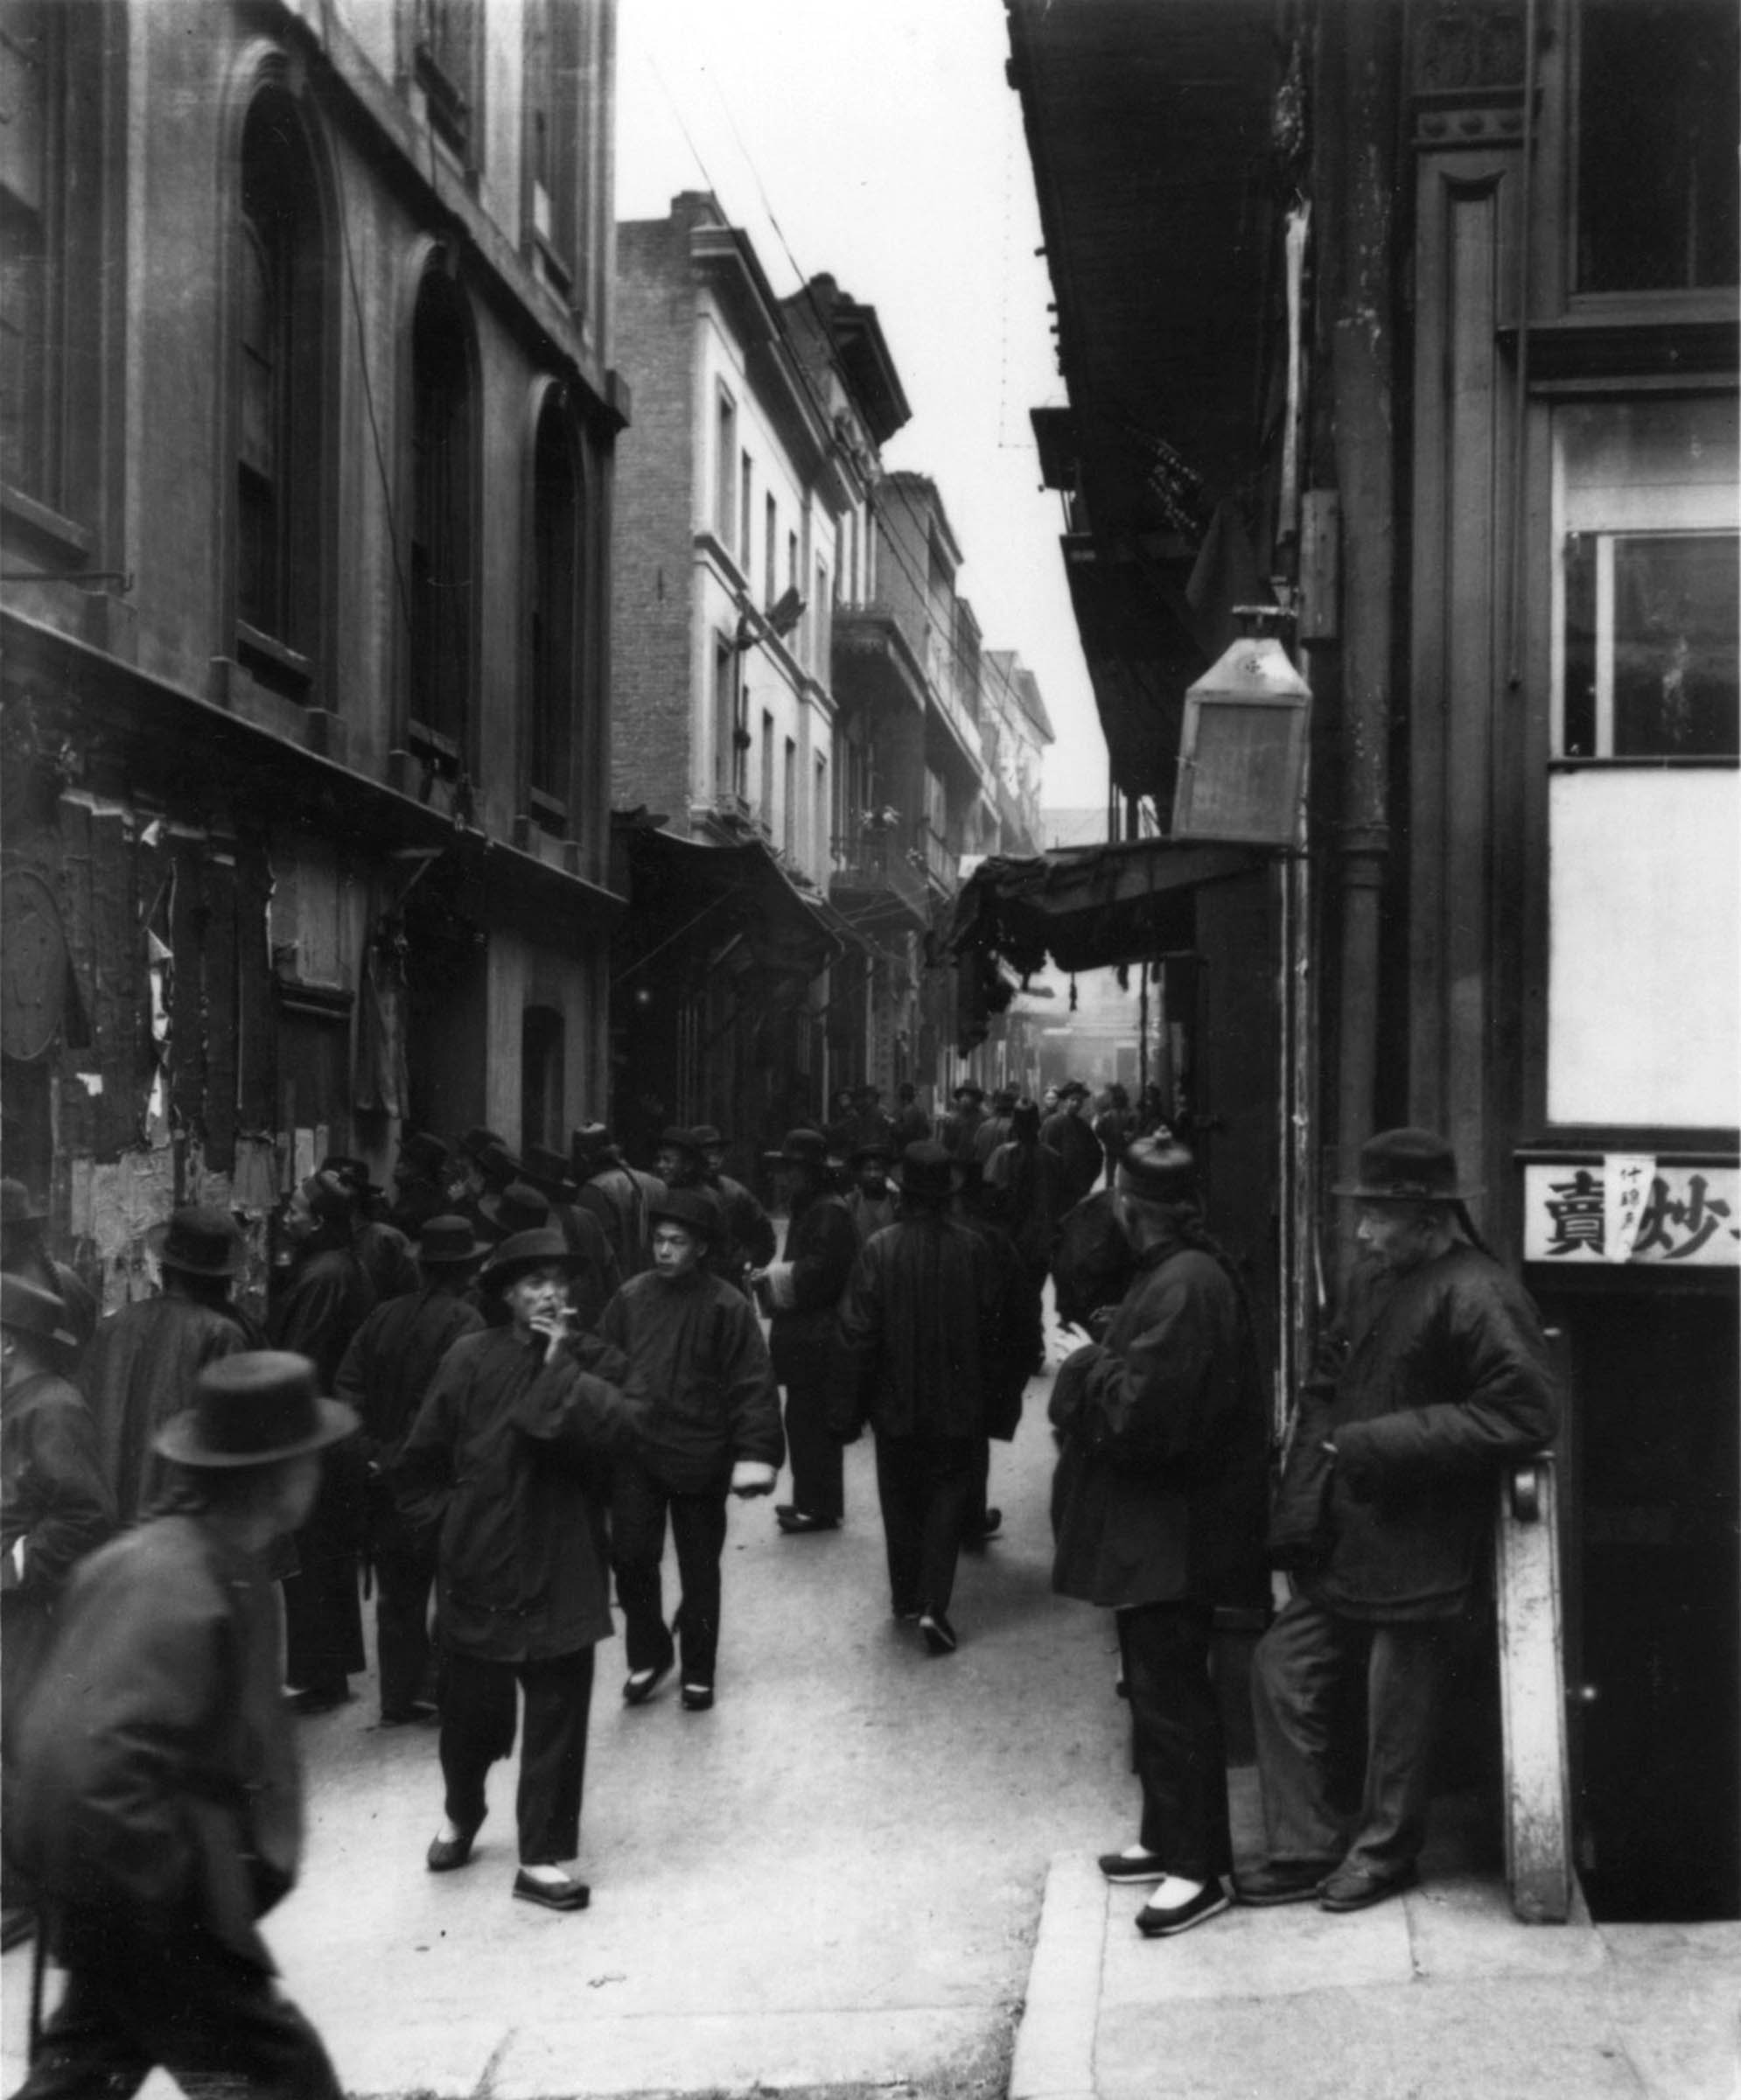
[11,1351,353,2096]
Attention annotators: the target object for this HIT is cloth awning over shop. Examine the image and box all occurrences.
[947,836,1267,977]
[617,819,850,980]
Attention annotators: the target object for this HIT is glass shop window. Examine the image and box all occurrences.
[1553,396,1738,760]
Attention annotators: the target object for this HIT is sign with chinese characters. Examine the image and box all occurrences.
[1523,1160,1741,1267]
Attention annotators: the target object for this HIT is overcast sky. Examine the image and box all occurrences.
[613,0,1110,811]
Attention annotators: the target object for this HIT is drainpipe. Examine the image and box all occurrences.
[1325,0,1401,1279]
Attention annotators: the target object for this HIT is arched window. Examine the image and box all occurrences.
[529,393,582,821]
[237,90,325,685]
[409,267,475,756]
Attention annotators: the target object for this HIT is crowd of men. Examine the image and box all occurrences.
[0,1092,1559,2089]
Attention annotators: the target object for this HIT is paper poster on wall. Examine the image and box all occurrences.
[1523,1160,1741,1266]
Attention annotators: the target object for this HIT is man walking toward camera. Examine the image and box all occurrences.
[600,1187,781,1712]
[1050,1138,1269,1938]
[1240,1128,1558,1914]
[10,1351,352,2097]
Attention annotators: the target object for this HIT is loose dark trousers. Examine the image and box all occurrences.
[873,1431,975,1617]
[18,1920,341,2099]
[962,1436,993,1538]
[1251,1590,1452,1875]
[373,1522,436,1719]
[437,1646,595,1866]
[612,1458,729,1687]
[781,1368,843,1522]
[1117,1600,1232,1881]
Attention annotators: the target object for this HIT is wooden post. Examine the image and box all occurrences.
[1495,1446,1573,1922]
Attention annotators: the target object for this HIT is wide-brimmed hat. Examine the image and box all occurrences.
[520,1145,579,1203]
[458,1127,507,1162]
[656,1126,706,1159]
[648,1186,722,1243]
[952,1082,985,1103]
[689,1124,726,1149]
[850,1138,894,1166]
[480,1180,552,1238]
[148,1205,246,1279]
[0,1179,47,1228]
[893,1141,959,1202]
[479,1227,577,1289]
[765,1129,828,1171]
[1333,1128,1482,1203]
[155,1351,358,1470]
[0,1273,75,1349]
[416,1214,492,1267]
[1116,1138,1200,1207]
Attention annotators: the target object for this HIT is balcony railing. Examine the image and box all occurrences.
[830,830,930,922]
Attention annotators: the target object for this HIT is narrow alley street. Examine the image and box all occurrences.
[3,1324,1145,2100]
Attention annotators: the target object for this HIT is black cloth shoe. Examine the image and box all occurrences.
[1233,1860,1334,1907]
[426,1822,482,1872]
[380,1700,438,1727]
[1318,1860,1416,1913]
[622,1659,672,1706]
[1098,1848,1169,1885]
[513,1869,590,1913]
[1136,1882,1231,1938]
[680,1683,715,1712]
[775,1508,840,1535]
[919,1611,958,1656]
[289,1681,353,1716]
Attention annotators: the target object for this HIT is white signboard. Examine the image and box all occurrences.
[1522,1159,1741,1268]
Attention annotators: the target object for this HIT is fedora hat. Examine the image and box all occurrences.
[952,1081,985,1103]
[520,1145,579,1203]
[0,1179,47,1229]
[1333,1127,1483,1203]
[1056,1079,1090,1101]
[1116,1138,1200,1207]
[893,1140,959,1202]
[689,1124,726,1149]
[850,1138,894,1165]
[147,1205,246,1279]
[458,1126,507,1162]
[155,1351,357,1470]
[479,1180,552,1238]
[764,1129,828,1171]
[0,1273,76,1350]
[479,1227,577,1289]
[657,1126,706,1158]
[648,1186,721,1242]
[415,1214,492,1267]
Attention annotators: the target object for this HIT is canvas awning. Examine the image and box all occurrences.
[615,818,852,982]
[947,836,1267,977]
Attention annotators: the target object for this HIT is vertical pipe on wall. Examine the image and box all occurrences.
[1320,0,1401,1281]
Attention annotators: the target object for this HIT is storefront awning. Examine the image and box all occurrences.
[615,818,850,982]
[947,836,1267,977]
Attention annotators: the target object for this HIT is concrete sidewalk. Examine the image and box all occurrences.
[1012,1791,1741,2100]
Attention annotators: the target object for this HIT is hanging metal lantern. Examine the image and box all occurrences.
[1171,634,1311,846]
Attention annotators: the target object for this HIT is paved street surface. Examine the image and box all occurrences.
[7,1297,1738,2100]
[3,1321,1142,2099]
[1018,1844,1741,2100]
